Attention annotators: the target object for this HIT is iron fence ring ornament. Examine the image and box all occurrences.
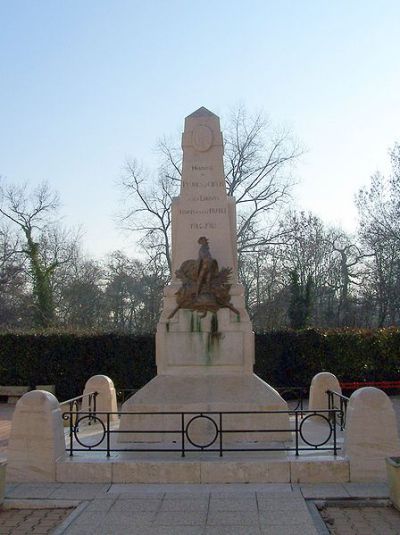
[73,415,106,448]
[185,415,219,449]
[299,413,333,447]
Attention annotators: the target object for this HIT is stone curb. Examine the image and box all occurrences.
[306,501,330,535]
[50,501,89,535]
[2,498,81,509]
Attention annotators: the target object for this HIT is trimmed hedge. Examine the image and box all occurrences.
[255,328,400,388]
[0,329,399,400]
[0,333,156,401]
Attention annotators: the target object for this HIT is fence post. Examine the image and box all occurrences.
[344,387,400,481]
[7,391,65,482]
[82,375,118,423]
[309,372,342,411]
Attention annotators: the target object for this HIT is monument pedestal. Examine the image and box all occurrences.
[119,372,289,443]
[119,306,290,443]
[119,107,289,444]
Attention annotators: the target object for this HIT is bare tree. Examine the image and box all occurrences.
[57,258,105,329]
[0,224,20,283]
[0,180,77,328]
[356,144,400,326]
[103,251,167,333]
[119,160,175,272]
[331,232,368,326]
[224,105,301,253]
[0,224,29,327]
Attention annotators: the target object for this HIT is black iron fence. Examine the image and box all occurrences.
[276,386,308,412]
[60,391,98,427]
[62,408,342,458]
[326,390,350,431]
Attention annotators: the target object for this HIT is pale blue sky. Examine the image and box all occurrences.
[1,1,399,258]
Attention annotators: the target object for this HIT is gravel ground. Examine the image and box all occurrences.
[320,505,400,535]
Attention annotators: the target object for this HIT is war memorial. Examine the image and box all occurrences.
[4,108,400,488]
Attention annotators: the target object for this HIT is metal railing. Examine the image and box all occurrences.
[60,391,98,427]
[276,386,308,413]
[326,390,350,431]
[62,408,342,458]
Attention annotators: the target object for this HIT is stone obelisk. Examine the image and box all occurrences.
[119,107,288,442]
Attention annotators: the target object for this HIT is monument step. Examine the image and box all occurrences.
[56,453,349,484]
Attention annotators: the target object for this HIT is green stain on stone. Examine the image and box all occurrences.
[211,313,218,334]
[205,312,220,365]
[190,311,202,332]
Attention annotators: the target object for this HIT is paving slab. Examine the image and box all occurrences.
[205,527,261,535]
[260,525,318,535]
[154,510,207,526]
[159,498,209,511]
[257,498,309,512]
[259,509,313,525]
[209,497,258,511]
[5,483,62,499]
[300,483,351,499]
[343,482,390,498]
[50,483,110,499]
[83,498,116,512]
[163,494,209,504]
[110,497,163,512]
[207,510,259,526]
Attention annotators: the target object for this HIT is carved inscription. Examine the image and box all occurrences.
[190,195,220,202]
[182,181,224,188]
[192,165,213,171]
[190,223,216,230]
[180,147,228,235]
[180,208,226,215]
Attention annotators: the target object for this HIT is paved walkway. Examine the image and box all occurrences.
[2,482,399,535]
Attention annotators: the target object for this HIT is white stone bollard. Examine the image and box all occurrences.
[344,387,400,481]
[82,375,118,424]
[309,372,342,411]
[7,390,65,482]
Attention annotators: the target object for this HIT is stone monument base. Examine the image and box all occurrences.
[118,374,290,443]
